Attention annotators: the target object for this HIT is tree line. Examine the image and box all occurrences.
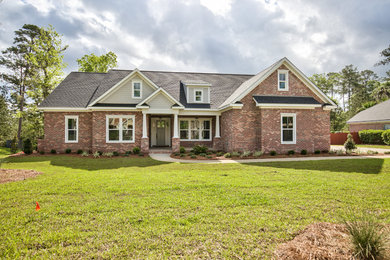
[0,24,117,148]
[1,23,390,146]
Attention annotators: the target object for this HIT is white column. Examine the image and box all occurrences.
[142,112,148,138]
[215,115,220,138]
[173,113,179,138]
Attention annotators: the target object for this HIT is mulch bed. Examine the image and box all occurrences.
[8,151,147,158]
[0,169,43,183]
[274,222,354,260]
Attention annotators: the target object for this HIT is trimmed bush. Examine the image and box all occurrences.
[180,153,186,157]
[113,151,119,156]
[344,133,357,152]
[300,149,307,155]
[39,150,45,155]
[98,151,103,156]
[138,153,144,157]
[381,129,390,145]
[253,151,264,157]
[65,148,71,154]
[23,139,33,155]
[50,149,56,154]
[77,149,83,154]
[216,152,224,157]
[174,152,180,156]
[133,147,140,154]
[103,152,113,157]
[359,130,385,144]
[314,150,321,154]
[384,151,390,154]
[206,155,212,159]
[179,146,186,154]
[199,153,207,157]
[321,150,329,153]
[224,153,231,158]
[287,150,295,155]
[240,151,252,158]
[190,155,197,159]
[125,151,132,155]
[81,151,89,157]
[270,150,277,156]
[193,145,208,155]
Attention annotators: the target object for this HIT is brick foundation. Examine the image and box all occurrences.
[141,138,149,154]
[172,137,180,153]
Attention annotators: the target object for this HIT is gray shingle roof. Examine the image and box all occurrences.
[347,99,390,123]
[253,95,321,105]
[40,69,253,109]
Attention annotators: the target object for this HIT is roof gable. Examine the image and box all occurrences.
[347,99,390,123]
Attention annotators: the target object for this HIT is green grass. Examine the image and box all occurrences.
[334,144,390,149]
[0,147,12,159]
[1,155,390,258]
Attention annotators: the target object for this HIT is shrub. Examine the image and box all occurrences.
[190,155,197,159]
[314,150,321,154]
[287,150,295,155]
[329,150,336,154]
[138,153,144,157]
[193,145,208,155]
[270,150,277,156]
[241,151,252,158]
[385,151,390,154]
[125,151,132,156]
[103,152,113,157]
[10,136,18,154]
[231,151,240,157]
[224,153,231,158]
[23,139,33,155]
[336,149,344,155]
[50,149,56,154]
[359,130,385,144]
[174,152,180,156]
[366,150,378,155]
[113,151,119,156]
[81,151,89,157]
[344,214,388,260]
[180,153,186,157]
[382,129,390,145]
[199,153,207,157]
[93,151,100,158]
[65,148,71,154]
[216,152,224,157]
[206,155,212,159]
[132,147,140,154]
[253,151,264,157]
[179,146,186,154]
[39,150,45,155]
[344,133,357,153]
[77,149,83,154]
[206,151,213,155]
[300,149,307,155]
[321,150,329,153]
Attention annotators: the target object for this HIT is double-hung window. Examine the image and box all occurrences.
[194,89,203,102]
[179,118,211,141]
[278,70,289,91]
[281,113,296,144]
[132,80,142,99]
[65,116,78,143]
[106,115,135,143]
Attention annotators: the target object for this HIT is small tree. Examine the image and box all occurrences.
[344,133,357,153]
[10,136,18,154]
[23,138,32,155]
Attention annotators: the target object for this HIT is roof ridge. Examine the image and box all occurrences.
[70,71,108,74]
[110,69,254,76]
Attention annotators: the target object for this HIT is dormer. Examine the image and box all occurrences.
[181,80,211,104]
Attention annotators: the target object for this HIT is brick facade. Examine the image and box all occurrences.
[41,65,331,154]
[349,122,389,132]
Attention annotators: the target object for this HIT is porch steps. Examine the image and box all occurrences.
[149,148,172,154]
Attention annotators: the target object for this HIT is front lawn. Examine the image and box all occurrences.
[0,147,11,159]
[1,155,389,258]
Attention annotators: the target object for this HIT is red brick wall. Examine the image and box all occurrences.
[43,112,92,153]
[349,123,388,132]
[91,111,142,153]
[220,64,330,153]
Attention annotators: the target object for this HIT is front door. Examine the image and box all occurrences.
[156,120,166,146]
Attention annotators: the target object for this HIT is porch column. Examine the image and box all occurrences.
[215,115,220,138]
[142,112,148,138]
[173,113,179,138]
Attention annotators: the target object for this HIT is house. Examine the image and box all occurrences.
[38,57,336,154]
[347,99,390,132]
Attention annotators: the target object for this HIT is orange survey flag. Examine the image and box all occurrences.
[36,201,41,211]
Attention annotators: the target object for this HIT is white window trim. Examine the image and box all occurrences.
[278,69,289,91]
[132,80,142,99]
[65,115,79,143]
[194,89,204,103]
[179,118,212,141]
[106,115,135,143]
[281,113,296,144]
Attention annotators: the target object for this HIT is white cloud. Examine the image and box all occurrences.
[200,0,233,17]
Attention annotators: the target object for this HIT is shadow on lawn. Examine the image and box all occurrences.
[248,158,385,174]
[0,155,171,171]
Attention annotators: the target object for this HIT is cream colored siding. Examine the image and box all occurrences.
[187,86,210,103]
[101,76,154,104]
[148,93,174,109]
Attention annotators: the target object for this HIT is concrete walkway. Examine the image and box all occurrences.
[150,153,390,164]
[331,145,390,153]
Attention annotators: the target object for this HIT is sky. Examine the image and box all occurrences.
[0,0,390,77]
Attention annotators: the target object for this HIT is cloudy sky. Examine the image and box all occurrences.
[1,0,389,77]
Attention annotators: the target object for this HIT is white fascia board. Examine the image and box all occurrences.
[89,107,139,111]
[347,120,390,124]
[39,107,89,112]
[179,110,221,116]
[256,104,321,109]
[88,69,159,107]
[184,83,212,87]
